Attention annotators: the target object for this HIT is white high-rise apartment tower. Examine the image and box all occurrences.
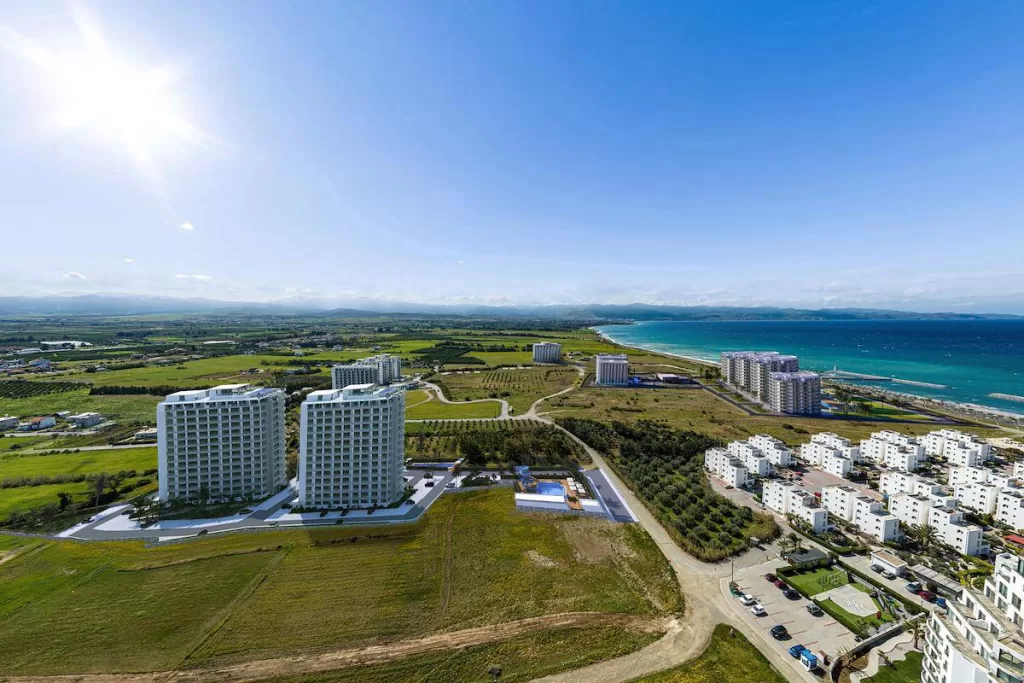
[595,353,629,385]
[331,353,403,389]
[767,371,822,415]
[532,342,562,363]
[299,384,405,509]
[157,384,286,502]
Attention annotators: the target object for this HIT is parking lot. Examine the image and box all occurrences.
[723,559,857,676]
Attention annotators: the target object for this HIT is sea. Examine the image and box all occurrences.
[594,319,1024,416]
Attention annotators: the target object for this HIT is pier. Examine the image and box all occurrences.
[822,368,947,390]
[990,393,1024,404]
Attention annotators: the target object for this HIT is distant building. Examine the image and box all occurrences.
[861,431,924,472]
[996,489,1024,531]
[532,342,562,363]
[40,340,91,349]
[703,447,748,488]
[727,440,772,477]
[762,480,828,533]
[923,429,992,463]
[955,482,1004,515]
[595,354,629,386]
[67,412,103,428]
[331,354,402,388]
[767,371,822,415]
[0,415,18,431]
[157,384,286,502]
[23,415,56,431]
[134,427,158,441]
[298,384,405,509]
[747,434,794,467]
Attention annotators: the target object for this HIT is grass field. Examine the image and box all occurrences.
[406,399,501,420]
[0,388,160,424]
[629,624,787,683]
[863,652,924,683]
[436,367,579,414]
[784,567,849,596]
[0,488,681,676]
[546,385,998,443]
[0,481,96,518]
[0,446,156,480]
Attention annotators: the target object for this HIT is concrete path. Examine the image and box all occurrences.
[850,631,916,682]
[417,380,510,418]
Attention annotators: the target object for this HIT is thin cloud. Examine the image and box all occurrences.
[179,222,195,232]
[174,273,212,281]
[63,271,87,280]
[123,257,134,263]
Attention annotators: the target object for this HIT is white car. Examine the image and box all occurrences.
[750,603,767,617]
[739,594,757,606]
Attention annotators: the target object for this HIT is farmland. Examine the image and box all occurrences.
[435,366,580,414]
[406,397,502,420]
[406,420,587,467]
[0,488,681,678]
[0,387,161,425]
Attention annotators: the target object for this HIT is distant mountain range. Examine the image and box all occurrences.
[1,295,1022,321]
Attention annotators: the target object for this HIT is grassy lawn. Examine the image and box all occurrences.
[407,399,501,420]
[546,385,998,443]
[0,389,160,424]
[43,354,305,388]
[436,367,579,414]
[404,389,431,407]
[629,624,787,683]
[784,567,849,597]
[0,446,156,480]
[0,488,681,676]
[0,481,95,518]
[864,652,924,683]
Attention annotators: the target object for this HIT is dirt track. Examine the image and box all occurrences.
[3,612,665,683]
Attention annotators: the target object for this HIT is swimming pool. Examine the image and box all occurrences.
[536,482,565,497]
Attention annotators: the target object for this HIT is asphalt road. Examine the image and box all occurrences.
[583,469,636,523]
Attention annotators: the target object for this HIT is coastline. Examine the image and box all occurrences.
[591,324,1024,424]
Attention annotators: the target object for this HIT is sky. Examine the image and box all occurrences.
[2,0,1024,313]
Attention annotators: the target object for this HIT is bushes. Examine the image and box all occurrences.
[0,381,85,399]
[557,418,780,562]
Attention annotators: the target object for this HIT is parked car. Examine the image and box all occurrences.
[773,579,786,589]
[751,603,767,617]
[870,564,884,574]
[917,590,938,602]
[770,625,788,640]
[423,471,433,479]
[883,570,898,580]
[425,481,435,488]
[789,644,809,658]
[783,588,800,600]
[935,597,947,608]
[806,603,824,616]
[739,594,757,606]
[906,582,922,593]
[764,573,777,583]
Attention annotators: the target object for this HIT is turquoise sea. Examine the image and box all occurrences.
[594,320,1024,416]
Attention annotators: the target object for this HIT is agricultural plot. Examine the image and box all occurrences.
[0,389,160,425]
[436,367,579,414]
[0,488,681,677]
[0,446,156,481]
[406,399,501,420]
[53,354,309,388]
[405,420,587,467]
[0,380,87,399]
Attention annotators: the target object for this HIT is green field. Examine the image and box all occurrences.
[406,398,501,420]
[783,567,849,596]
[0,388,160,424]
[630,624,787,683]
[0,446,156,480]
[0,488,681,676]
[863,651,924,683]
[435,366,579,414]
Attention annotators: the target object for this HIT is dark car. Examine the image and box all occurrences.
[773,579,786,589]
[806,603,824,616]
[870,564,884,574]
[789,644,809,658]
[765,573,777,583]
[425,481,435,488]
[783,588,800,600]
[770,625,788,640]
[917,589,938,602]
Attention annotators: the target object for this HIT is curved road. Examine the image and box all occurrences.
[414,380,510,419]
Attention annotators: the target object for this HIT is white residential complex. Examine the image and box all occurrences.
[532,342,562,363]
[861,431,924,472]
[879,470,944,498]
[800,434,858,479]
[298,384,405,509]
[703,447,748,488]
[767,371,822,416]
[821,485,900,542]
[595,353,629,386]
[720,351,798,399]
[762,480,828,533]
[331,353,403,388]
[922,553,1024,683]
[923,429,992,464]
[157,384,286,503]
[747,434,795,467]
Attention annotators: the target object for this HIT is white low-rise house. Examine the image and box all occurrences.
[727,440,771,477]
[0,415,18,430]
[810,432,861,461]
[821,450,853,478]
[996,489,1024,531]
[922,553,1024,683]
[928,505,989,556]
[889,493,943,527]
[949,465,997,487]
[748,434,794,467]
[822,485,899,542]
[704,448,749,488]
[923,429,992,462]
[879,470,944,498]
[1014,462,1024,480]
[862,431,925,471]
[23,415,56,431]
[955,482,1002,515]
[532,342,562,363]
[67,412,103,428]
[762,480,828,533]
[595,354,629,386]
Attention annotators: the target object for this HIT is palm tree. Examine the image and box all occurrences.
[910,523,937,550]
[833,385,856,415]
[905,616,924,649]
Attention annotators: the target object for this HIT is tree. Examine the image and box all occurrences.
[905,616,924,649]
[909,523,937,550]
[855,400,873,416]
[57,491,73,511]
[832,385,856,415]
[198,484,211,512]
[783,531,803,554]
[92,473,110,508]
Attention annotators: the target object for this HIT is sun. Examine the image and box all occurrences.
[1,4,214,187]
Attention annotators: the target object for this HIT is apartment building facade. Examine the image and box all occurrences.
[157,384,286,502]
[298,384,405,509]
[532,342,562,363]
[704,447,748,488]
[822,485,899,542]
[762,480,828,533]
[879,470,944,499]
[331,354,403,389]
[595,354,629,386]
[767,371,822,415]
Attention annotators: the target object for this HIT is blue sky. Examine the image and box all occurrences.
[2,1,1023,312]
